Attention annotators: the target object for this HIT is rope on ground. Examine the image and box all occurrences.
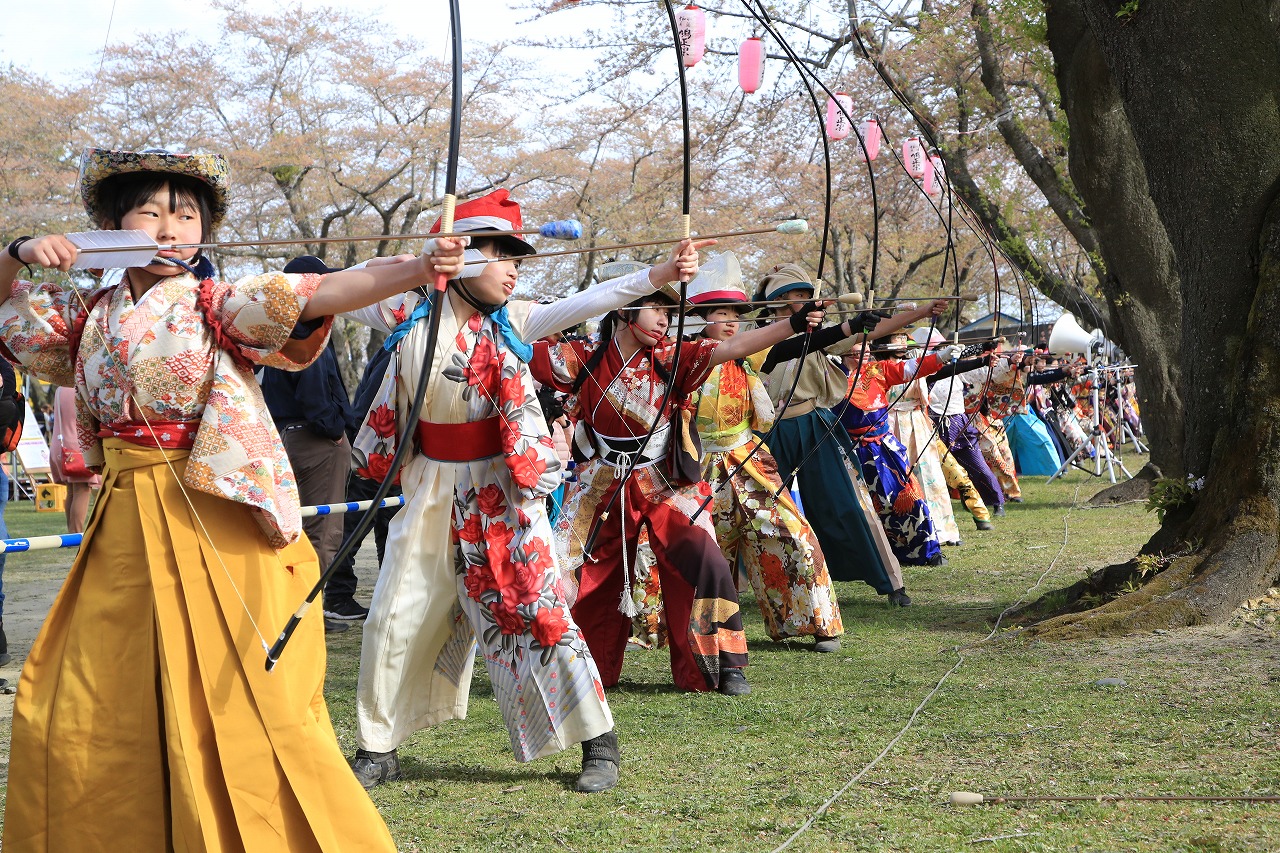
[771,483,1084,853]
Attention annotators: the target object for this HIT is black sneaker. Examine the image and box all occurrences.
[324,618,350,634]
[351,748,402,789]
[926,554,948,567]
[0,618,9,667]
[888,587,913,607]
[717,669,751,696]
[993,505,1006,517]
[324,598,370,620]
[975,519,994,530]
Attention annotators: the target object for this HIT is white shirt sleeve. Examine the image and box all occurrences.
[518,269,658,343]
[340,292,413,334]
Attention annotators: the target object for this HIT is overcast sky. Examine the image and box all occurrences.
[2,0,605,84]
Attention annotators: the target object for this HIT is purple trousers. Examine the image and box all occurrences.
[935,412,1005,509]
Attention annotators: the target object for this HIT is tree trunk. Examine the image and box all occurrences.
[1045,0,1184,478]
[1030,0,1280,637]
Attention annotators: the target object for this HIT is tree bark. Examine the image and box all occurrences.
[1030,0,1280,636]
[1044,0,1184,478]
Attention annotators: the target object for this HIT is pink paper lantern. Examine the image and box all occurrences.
[903,136,926,178]
[738,37,765,93]
[675,5,707,68]
[825,93,854,140]
[859,118,882,161]
[925,153,944,195]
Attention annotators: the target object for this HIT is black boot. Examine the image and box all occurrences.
[0,617,9,667]
[351,748,402,790]
[575,731,620,793]
[717,668,751,696]
[813,635,842,653]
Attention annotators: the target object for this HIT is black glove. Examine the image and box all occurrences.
[787,301,824,334]
[849,309,892,334]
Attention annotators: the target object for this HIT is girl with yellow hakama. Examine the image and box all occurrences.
[0,147,465,852]
[685,254,843,650]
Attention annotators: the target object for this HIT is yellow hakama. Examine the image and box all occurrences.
[3,441,395,852]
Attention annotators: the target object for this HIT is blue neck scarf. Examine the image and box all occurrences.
[383,294,532,362]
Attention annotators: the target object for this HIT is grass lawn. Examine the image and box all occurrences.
[2,449,1278,851]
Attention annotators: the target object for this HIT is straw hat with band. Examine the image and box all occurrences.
[754,262,815,304]
[79,147,230,230]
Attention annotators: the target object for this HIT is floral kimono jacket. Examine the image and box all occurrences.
[0,271,332,547]
[691,356,842,641]
[340,270,661,760]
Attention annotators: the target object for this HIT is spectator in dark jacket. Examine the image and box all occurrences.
[261,256,359,628]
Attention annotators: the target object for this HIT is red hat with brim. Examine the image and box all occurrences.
[430,188,536,256]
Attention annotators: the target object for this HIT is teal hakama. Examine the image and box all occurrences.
[763,408,896,594]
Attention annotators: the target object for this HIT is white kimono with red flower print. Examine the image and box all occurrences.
[341,270,660,760]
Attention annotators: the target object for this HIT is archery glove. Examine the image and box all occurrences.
[850,309,893,334]
[936,344,963,362]
[787,301,824,334]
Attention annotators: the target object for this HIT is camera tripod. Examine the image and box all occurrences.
[1046,360,1133,484]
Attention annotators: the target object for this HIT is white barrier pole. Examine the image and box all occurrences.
[1,495,406,553]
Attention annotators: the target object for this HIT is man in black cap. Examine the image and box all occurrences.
[262,255,360,632]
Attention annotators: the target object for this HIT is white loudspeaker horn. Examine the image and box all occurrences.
[1047,314,1095,356]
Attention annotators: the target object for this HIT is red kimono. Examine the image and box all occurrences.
[531,337,747,692]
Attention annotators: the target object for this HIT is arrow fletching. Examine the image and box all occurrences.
[67,230,161,270]
[538,219,584,240]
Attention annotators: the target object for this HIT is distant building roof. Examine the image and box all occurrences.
[956,311,1024,336]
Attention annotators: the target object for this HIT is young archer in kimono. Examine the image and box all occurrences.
[754,263,949,604]
[0,147,458,851]
[836,333,963,566]
[531,268,828,698]
[885,328,966,546]
[686,252,843,651]
[343,190,712,795]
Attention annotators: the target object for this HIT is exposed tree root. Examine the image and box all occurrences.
[1020,529,1280,641]
[1087,461,1161,506]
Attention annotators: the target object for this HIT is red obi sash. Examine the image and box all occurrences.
[416,416,502,462]
[846,418,890,446]
[99,420,198,449]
